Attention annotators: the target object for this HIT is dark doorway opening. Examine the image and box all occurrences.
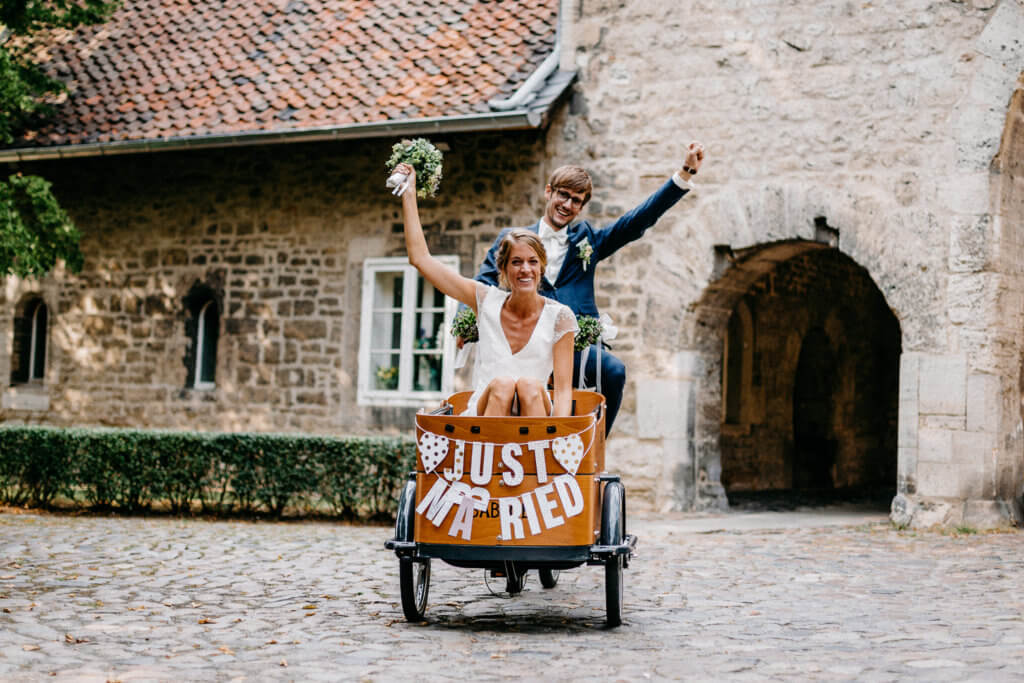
[718,246,900,511]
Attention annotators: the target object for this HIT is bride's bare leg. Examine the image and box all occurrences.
[479,376,516,415]
[515,377,552,417]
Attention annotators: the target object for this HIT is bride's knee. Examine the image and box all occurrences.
[487,376,517,401]
[515,377,546,399]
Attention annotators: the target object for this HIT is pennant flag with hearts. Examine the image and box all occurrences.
[418,431,450,473]
[550,434,585,475]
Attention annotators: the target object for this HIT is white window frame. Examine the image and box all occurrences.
[193,300,217,391]
[358,256,459,407]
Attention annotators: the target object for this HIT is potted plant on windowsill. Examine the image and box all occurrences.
[376,365,399,390]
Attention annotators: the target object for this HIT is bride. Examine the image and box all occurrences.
[395,163,578,417]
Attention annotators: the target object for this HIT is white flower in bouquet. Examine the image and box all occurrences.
[386,138,444,198]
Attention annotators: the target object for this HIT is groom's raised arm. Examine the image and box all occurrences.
[590,141,705,262]
[589,179,690,260]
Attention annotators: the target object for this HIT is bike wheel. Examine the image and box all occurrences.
[399,557,430,622]
[504,563,527,595]
[605,554,623,627]
[539,568,560,589]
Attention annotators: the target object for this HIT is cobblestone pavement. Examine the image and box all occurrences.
[1,508,1023,682]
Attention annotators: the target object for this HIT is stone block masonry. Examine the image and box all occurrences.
[0,132,555,434]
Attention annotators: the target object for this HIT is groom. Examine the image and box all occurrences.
[467,142,706,434]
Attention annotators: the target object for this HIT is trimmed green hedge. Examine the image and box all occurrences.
[0,426,416,519]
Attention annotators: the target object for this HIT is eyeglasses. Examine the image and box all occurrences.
[554,189,585,208]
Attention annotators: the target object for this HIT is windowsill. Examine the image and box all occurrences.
[175,386,219,401]
[3,384,50,412]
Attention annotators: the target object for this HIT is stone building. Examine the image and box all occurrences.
[2,0,1023,527]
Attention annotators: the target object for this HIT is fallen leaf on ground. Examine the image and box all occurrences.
[219,646,235,655]
[280,659,288,667]
[302,604,317,610]
[198,618,215,624]
[22,645,40,651]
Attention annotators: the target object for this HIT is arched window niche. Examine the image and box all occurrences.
[183,285,220,390]
[11,295,48,386]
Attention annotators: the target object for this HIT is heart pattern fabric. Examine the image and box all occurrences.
[550,434,585,475]
[418,432,449,473]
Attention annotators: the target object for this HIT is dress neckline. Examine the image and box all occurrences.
[498,291,548,356]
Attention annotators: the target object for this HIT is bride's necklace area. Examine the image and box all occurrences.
[500,292,544,354]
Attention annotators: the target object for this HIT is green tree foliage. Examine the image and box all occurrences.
[0,0,119,277]
[0,173,83,276]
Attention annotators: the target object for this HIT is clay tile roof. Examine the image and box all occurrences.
[7,0,565,151]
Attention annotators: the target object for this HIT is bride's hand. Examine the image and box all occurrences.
[392,162,417,197]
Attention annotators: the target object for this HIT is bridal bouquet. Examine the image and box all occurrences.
[386,138,444,198]
[450,307,479,343]
[574,313,618,351]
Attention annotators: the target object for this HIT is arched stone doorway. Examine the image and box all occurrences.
[695,240,901,509]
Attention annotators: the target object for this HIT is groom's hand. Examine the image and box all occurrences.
[680,141,705,180]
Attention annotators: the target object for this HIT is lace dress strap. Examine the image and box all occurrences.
[472,281,492,313]
[552,303,579,344]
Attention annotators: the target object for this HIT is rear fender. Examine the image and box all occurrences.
[394,476,417,543]
[600,480,625,546]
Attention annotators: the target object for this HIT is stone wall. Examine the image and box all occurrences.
[541,0,1024,521]
[0,132,555,434]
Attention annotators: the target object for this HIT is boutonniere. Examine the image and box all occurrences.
[577,239,594,271]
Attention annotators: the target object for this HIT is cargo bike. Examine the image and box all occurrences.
[385,389,637,626]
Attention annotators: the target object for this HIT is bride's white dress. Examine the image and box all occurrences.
[464,283,578,416]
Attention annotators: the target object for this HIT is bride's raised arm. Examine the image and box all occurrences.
[397,163,478,309]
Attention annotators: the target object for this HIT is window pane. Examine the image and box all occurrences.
[414,309,445,350]
[374,271,403,310]
[413,352,442,392]
[370,311,403,351]
[31,302,46,380]
[372,352,401,390]
[416,277,445,310]
[200,303,218,384]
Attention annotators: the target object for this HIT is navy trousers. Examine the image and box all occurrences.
[572,345,625,436]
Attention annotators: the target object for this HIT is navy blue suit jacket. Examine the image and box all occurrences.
[472,178,689,316]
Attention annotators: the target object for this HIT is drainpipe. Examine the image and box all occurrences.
[488,0,570,110]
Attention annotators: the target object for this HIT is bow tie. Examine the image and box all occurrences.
[539,221,568,245]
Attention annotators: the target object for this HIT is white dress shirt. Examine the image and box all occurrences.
[538,173,695,283]
[538,217,569,283]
